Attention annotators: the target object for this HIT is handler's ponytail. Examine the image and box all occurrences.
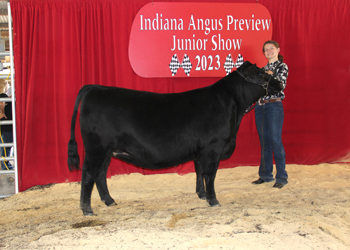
[278,54,284,63]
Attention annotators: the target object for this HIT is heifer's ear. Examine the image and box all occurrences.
[238,61,250,71]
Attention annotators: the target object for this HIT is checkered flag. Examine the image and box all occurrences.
[169,54,192,76]
[181,54,192,76]
[169,54,181,76]
[224,54,234,75]
[235,54,244,68]
[224,54,245,75]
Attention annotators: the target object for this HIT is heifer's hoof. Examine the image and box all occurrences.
[210,203,221,207]
[108,202,117,207]
[82,210,96,216]
[103,198,116,207]
[208,199,221,207]
[196,192,206,200]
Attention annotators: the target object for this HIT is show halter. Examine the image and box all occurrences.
[236,67,273,115]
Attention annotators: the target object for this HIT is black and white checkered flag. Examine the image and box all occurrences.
[169,54,181,76]
[169,54,192,76]
[235,54,244,68]
[181,54,192,76]
[223,54,244,75]
[224,54,235,75]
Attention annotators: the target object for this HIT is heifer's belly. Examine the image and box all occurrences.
[111,133,197,169]
[111,126,233,170]
[112,147,194,170]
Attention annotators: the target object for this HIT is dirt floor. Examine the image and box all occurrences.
[0,163,350,249]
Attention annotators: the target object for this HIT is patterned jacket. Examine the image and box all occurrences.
[261,60,289,101]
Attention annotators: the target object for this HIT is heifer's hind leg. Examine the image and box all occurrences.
[95,156,116,207]
[80,150,115,216]
[80,160,96,216]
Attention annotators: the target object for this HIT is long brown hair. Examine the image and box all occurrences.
[263,40,284,62]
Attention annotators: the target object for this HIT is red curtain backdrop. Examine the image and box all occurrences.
[10,0,350,191]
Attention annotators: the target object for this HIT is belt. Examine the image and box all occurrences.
[258,98,282,105]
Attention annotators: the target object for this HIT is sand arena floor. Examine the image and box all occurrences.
[0,163,350,249]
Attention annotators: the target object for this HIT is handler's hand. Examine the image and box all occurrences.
[265,70,273,75]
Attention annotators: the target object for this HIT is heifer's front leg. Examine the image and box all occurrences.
[194,160,206,200]
[204,172,220,207]
[201,155,220,207]
[196,155,221,207]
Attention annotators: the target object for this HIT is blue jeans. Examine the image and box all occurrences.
[255,102,288,184]
[1,130,13,170]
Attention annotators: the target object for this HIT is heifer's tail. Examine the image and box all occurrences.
[67,85,92,172]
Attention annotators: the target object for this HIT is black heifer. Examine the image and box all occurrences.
[68,61,282,216]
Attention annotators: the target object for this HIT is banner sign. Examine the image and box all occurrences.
[129,2,272,77]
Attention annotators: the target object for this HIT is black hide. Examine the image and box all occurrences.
[67,61,282,215]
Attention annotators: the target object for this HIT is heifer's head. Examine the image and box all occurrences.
[236,61,282,95]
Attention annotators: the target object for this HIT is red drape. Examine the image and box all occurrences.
[10,0,350,191]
